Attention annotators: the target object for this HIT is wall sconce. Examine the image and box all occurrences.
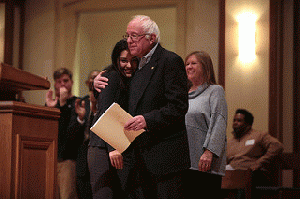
[237,12,257,63]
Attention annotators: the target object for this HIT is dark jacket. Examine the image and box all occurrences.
[57,96,85,160]
[89,69,129,152]
[76,95,91,177]
[128,44,190,175]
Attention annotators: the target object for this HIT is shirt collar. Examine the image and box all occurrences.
[138,42,159,70]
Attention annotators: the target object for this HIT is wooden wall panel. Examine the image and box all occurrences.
[0,101,59,198]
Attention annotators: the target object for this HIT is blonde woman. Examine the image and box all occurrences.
[184,51,228,198]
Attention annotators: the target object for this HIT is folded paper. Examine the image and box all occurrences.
[90,102,144,153]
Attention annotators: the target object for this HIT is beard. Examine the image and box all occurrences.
[233,125,250,138]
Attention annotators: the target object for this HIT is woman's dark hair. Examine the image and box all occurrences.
[236,109,254,126]
[112,39,129,69]
[105,39,129,74]
[103,39,132,90]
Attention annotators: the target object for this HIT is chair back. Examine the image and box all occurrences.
[222,169,253,199]
[279,153,300,187]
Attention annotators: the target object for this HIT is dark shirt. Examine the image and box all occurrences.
[56,96,85,160]
[89,70,129,151]
[81,95,92,143]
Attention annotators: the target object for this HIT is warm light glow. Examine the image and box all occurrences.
[237,12,257,63]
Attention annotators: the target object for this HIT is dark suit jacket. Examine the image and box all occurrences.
[128,44,190,175]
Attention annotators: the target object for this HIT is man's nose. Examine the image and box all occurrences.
[127,36,133,43]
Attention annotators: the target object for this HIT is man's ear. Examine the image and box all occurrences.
[148,34,157,44]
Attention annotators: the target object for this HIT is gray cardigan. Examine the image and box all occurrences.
[185,83,227,176]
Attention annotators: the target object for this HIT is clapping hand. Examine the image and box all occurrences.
[45,89,58,108]
[59,87,69,107]
[75,99,86,121]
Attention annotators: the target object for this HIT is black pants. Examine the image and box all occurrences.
[88,146,122,199]
[118,147,185,199]
[76,142,92,199]
[183,169,222,199]
[252,170,272,187]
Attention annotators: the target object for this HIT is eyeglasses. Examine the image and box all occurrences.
[123,33,149,42]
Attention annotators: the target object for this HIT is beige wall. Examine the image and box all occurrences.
[20,0,279,141]
[76,7,177,97]
[225,0,270,138]
[20,0,296,187]
[22,0,56,105]
[22,0,220,105]
[185,0,219,79]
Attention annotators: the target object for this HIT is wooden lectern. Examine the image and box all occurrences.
[0,63,60,198]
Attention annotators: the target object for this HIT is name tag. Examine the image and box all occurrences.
[245,139,255,146]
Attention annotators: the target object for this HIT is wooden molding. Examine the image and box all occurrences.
[269,0,283,140]
[218,0,226,88]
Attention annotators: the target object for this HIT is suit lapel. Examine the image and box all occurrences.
[129,45,162,115]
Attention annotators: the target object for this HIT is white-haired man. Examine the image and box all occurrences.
[94,15,190,198]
